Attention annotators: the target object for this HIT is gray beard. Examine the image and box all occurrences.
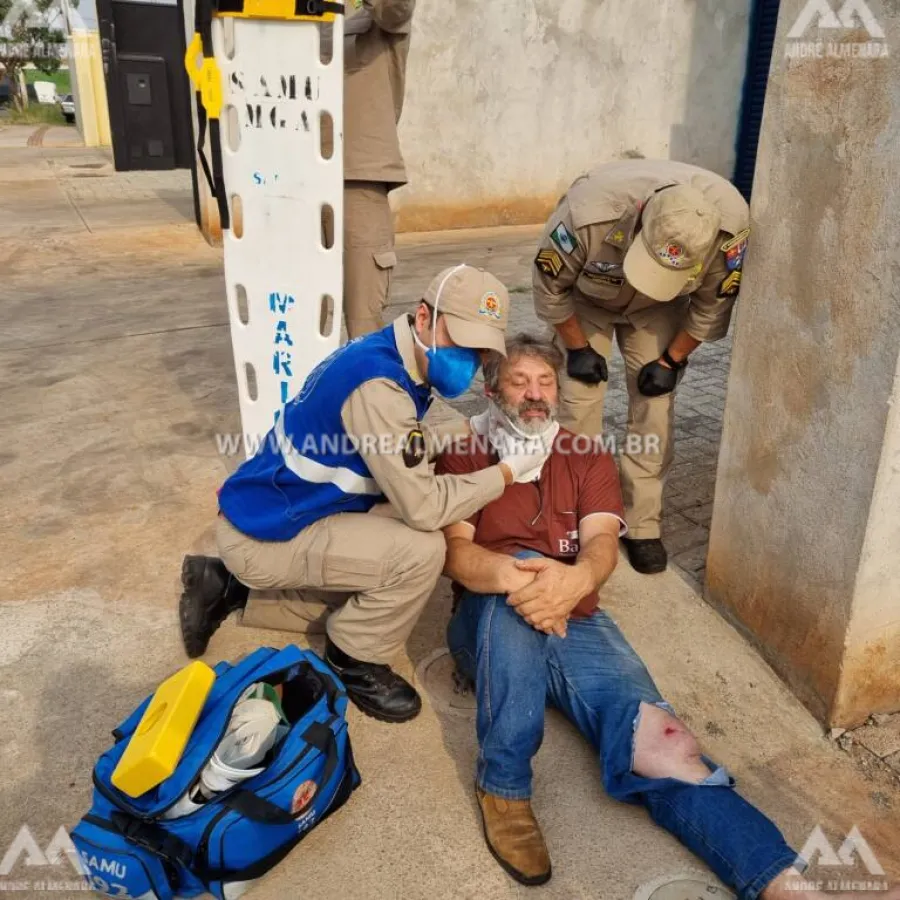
[494,396,559,437]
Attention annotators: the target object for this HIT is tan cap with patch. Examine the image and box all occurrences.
[623,185,721,301]
[423,264,509,357]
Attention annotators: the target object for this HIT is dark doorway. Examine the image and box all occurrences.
[733,0,781,199]
[95,0,194,171]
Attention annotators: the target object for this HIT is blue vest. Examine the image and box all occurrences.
[219,323,432,541]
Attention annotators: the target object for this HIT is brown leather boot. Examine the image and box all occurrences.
[476,787,552,885]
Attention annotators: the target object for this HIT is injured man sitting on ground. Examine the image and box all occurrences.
[435,333,894,900]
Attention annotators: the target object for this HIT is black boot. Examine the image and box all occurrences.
[324,637,421,723]
[179,555,249,658]
[622,538,668,575]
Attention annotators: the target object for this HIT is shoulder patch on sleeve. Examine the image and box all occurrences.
[535,248,564,278]
[720,227,750,273]
[720,227,751,253]
[550,222,577,255]
[402,428,426,468]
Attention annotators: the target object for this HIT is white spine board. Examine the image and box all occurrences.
[215,15,343,453]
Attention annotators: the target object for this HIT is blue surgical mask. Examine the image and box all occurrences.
[414,265,481,400]
[423,344,481,399]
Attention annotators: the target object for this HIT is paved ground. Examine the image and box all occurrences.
[0,123,86,150]
[1,124,725,583]
[1,141,898,899]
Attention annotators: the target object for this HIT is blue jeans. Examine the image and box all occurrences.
[447,552,802,900]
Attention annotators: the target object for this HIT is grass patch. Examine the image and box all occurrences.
[24,68,72,96]
[6,103,69,127]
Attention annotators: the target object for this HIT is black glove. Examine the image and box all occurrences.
[567,345,609,384]
[637,354,686,397]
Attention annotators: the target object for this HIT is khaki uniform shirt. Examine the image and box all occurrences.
[533,160,751,342]
[342,0,414,187]
[339,317,506,531]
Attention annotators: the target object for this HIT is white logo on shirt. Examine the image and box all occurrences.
[558,530,580,555]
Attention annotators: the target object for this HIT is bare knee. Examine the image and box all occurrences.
[632,702,712,783]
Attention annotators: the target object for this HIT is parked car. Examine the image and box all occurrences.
[60,93,75,124]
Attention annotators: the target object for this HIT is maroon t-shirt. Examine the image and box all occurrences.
[436,428,626,617]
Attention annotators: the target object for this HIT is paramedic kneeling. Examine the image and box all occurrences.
[178,265,552,724]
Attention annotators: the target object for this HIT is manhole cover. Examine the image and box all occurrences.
[69,162,106,169]
[633,874,734,900]
[415,648,476,718]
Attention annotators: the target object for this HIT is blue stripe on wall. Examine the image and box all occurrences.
[734,0,781,200]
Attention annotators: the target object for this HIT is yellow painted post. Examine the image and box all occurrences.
[68,31,112,147]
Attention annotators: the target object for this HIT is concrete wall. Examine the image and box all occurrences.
[393,0,752,231]
[706,0,900,727]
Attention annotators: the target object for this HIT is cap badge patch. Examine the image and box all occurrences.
[535,248,563,278]
[656,242,690,268]
[479,291,502,320]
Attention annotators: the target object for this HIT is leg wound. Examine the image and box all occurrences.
[631,701,731,785]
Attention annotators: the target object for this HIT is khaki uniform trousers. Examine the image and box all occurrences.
[343,180,395,338]
[216,508,445,665]
[556,299,687,540]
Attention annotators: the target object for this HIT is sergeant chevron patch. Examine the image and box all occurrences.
[718,269,742,297]
[535,248,564,278]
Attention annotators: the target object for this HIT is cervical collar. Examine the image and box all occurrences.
[488,400,559,482]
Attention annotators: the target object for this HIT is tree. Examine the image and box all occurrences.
[0,0,74,110]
